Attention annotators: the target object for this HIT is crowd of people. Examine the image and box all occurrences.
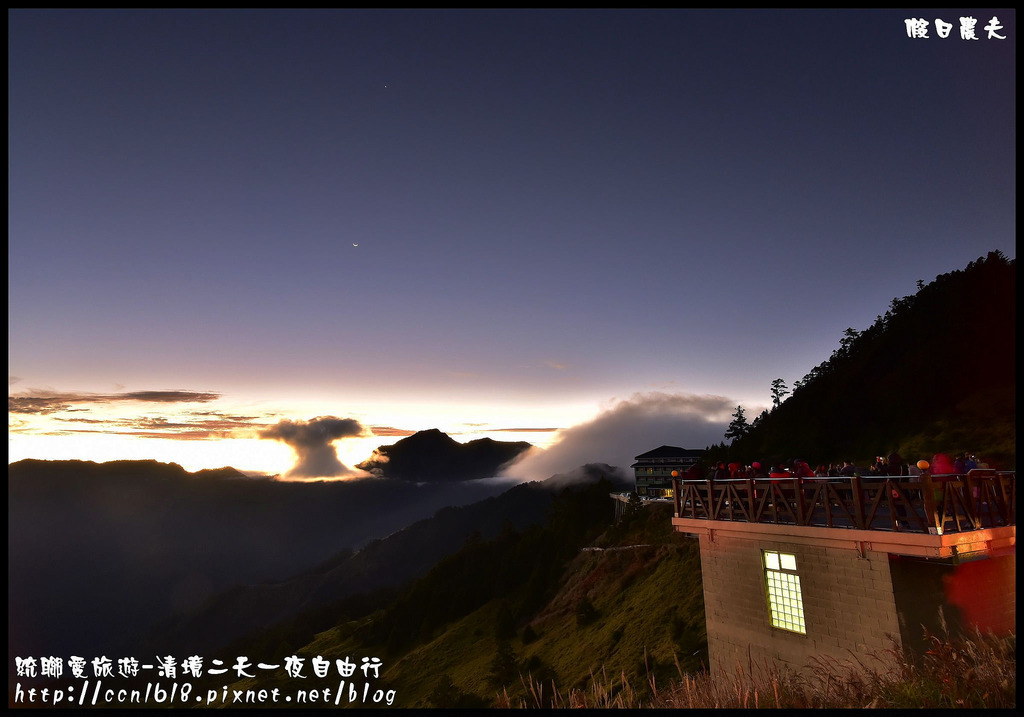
[694,451,993,481]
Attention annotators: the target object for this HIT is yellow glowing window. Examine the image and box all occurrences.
[763,551,806,634]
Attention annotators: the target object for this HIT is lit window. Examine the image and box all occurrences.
[763,550,806,634]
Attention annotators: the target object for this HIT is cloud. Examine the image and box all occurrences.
[8,389,220,415]
[31,413,267,441]
[445,424,559,434]
[369,426,418,437]
[503,392,733,483]
[120,391,220,403]
[258,416,365,478]
[7,388,267,441]
[491,427,561,433]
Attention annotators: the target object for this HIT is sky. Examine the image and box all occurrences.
[8,9,1016,478]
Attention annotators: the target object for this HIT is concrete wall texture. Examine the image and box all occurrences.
[698,532,902,675]
[937,552,1016,635]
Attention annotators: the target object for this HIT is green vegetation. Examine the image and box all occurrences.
[708,251,1015,469]
[210,493,707,708]
[202,252,1015,709]
[208,477,1014,710]
[354,486,706,706]
[499,629,1016,709]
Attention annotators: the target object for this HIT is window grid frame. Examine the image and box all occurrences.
[763,550,807,635]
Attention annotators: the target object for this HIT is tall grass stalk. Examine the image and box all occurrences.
[497,629,1014,709]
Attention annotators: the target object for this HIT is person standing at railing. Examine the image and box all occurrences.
[931,453,957,475]
[885,452,910,524]
[954,454,967,475]
[793,459,815,478]
[887,452,908,477]
[927,454,959,512]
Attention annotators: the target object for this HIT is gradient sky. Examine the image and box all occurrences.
[8,9,1016,476]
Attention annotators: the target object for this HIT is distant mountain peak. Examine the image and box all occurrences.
[357,429,532,482]
[9,458,248,482]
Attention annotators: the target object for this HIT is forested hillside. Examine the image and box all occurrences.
[715,251,1015,468]
[143,466,623,656]
[180,252,1014,709]
[194,485,703,708]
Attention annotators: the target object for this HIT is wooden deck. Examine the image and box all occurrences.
[672,470,1015,536]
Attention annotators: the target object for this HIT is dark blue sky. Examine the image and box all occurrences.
[8,10,1015,474]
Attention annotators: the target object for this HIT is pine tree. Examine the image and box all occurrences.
[725,406,750,442]
[489,639,520,687]
[770,378,789,409]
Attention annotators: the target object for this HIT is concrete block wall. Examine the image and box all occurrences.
[698,532,902,676]
[889,549,1016,656]
[938,552,1016,636]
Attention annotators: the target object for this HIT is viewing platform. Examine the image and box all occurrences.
[671,470,1015,560]
[670,470,1015,674]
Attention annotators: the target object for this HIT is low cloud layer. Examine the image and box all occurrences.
[8,389,220,415]
[259,416,365,478]
[368,426,418,438]
[491,427,561,433]
[503,392,734,483]
[40,412,263,441]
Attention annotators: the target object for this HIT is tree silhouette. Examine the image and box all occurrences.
[489,639,520,687]
[770,378,789,409]
[715,251,1014,466]
[724,406,749,443]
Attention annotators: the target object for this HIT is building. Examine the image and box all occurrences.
[632,445,705,498]
[670,470,1015,675]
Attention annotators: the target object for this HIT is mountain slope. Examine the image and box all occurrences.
[719,251,1015,467]
[143,463,630,656]
[384,502,706,707]
[7,458,517,660]
[200,495,702,709]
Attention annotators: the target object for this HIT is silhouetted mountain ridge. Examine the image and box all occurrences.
[357,428,533,481]
[709,251,1015,468]
[8,458,523,661]
[185,487,700,708]
[143,463,629,656]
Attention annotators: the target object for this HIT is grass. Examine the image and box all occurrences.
[497,628,1015,709]
[369,542,706,707]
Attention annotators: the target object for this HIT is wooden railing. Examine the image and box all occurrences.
[672,470,1015,535]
